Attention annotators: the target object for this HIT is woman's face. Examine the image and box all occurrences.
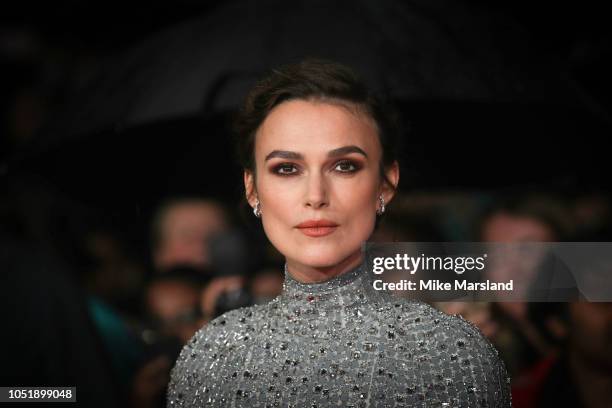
[244,99,398,280]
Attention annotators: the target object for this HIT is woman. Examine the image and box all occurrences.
[167,60,511,407]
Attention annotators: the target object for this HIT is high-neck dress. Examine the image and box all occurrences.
[167,262,511,407]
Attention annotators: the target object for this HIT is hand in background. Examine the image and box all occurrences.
[130,355,171,408]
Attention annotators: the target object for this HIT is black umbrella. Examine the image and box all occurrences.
[9,0,608,210]
[36,0,584,142]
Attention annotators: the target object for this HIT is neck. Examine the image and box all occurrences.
[286,251,364,283]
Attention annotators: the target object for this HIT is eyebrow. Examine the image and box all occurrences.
[264,145,368,161]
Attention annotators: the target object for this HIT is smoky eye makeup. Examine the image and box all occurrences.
[333,159,362,173]
[268,158,363,177]
[270,162,300,176]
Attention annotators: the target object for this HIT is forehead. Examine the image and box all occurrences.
[484,213,554,240]
[161,203,226,232]
[164,203,219,220]
[255,99,380,157]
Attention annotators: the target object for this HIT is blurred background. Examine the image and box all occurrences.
[1,1,611,407]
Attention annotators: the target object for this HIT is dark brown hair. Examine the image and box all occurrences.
[233,59,402,190]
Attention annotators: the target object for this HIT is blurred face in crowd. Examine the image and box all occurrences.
[482,212,557,309]
[244,99,398,282]
[154,201,228,272]
[146,280,204,343]
[481,212,556,242]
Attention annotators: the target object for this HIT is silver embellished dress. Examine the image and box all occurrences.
[167,262,511,407]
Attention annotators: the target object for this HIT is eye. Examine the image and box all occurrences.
[273,163,299,176]
[334,160,358,173]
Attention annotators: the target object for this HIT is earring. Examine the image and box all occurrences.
[376,195,385,215]
[253,199,261,218]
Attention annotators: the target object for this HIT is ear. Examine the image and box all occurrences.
[380,160,400,204]
[244,170,257,207]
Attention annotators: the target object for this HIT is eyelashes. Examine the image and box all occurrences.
[333,160,360,173]
[273,163,299,176]
[271,160,362,176]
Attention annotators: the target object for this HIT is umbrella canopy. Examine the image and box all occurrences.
[38,0,578,144]
[9,0,608,211]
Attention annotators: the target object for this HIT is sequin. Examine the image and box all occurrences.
[167,262,511,406]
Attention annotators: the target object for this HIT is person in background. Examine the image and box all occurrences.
[0,177,124,407]
[479,194,574,374]
[436,193,574,375]
[249,266,284,305]
[512,223,612,407]
[513,301,612,407]
[150,198,230,273]
[199,275,251,322]
[131,268,209,408]
[145,268,208,344]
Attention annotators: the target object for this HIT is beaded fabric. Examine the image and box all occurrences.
[167,262,511,407]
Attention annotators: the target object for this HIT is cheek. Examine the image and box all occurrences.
[337,174,380,209]
[257,178,296,235]
[344,204,377,238]
[256,172,381,248]
[258,174,293,205]
[332,177,380,237]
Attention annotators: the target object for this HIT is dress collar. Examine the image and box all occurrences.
[283,262,368,294]
[277,260,382,316]
[282,261,367,295]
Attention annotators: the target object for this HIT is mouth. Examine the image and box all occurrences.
[296,220,339,237]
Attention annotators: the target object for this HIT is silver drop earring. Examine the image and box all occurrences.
[376,195,385,215]
[253,199,261,218]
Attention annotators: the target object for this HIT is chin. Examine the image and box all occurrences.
[290,246,356,269]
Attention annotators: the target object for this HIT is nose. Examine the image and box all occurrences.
[304,170,329,209]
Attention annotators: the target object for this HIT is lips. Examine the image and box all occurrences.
[296,219,339,237]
